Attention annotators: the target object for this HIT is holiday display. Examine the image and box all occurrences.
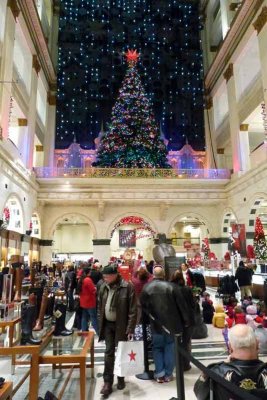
[94,50,170,168]
[110,216,156,238]
[57,1,204,150]
[201,238,210,260]
[254,216,267,260]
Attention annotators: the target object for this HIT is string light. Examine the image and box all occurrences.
[57,0,204,151]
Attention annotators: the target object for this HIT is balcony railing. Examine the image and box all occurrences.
[33,167,231,180]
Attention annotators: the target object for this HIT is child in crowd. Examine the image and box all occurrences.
[234,305,246,324]
[202,292,215,324]
[212,305,226,328]
[225,309,234,328]
[241,296,253,313]
[246,304,263,329]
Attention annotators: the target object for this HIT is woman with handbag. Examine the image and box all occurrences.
[77,267,98,334]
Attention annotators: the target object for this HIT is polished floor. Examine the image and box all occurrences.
[1,294,267,399]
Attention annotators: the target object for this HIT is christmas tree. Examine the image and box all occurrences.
[94,50,170,168]
[253,216,267,260]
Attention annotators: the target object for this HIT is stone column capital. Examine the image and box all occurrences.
[240,124,249,131]
[205,96,213,110]
[223,63,234,82]
[253,7,267,35]
[47,92,57,106]
[32,55,41,74]
[7,0,20,20]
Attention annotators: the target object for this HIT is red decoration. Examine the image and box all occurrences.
[111,215,156,237]
[3,207,10,223]
[246,245,255,260]
[128,350,136,361]
[224,252,231,261]
[125,49,139,64]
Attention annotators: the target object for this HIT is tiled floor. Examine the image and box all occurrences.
[2,293,267,399]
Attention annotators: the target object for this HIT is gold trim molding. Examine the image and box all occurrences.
[36,145,44,152]
[253,7,267,35]
[240,124,249,131]
[205,97,213,110]
[223,64,234,82]
[47,93,57,106]
[18,118,28,126]
[32,55,41,74]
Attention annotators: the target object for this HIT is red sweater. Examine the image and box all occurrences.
[234,313,246,324]
[79,277,96,308]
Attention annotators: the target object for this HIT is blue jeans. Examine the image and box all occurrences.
[152,333,175,378]
[81,307,98,334]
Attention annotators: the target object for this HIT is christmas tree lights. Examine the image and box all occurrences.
[254,216,267,261]
[56,0,204,150]
[94,50,170,168]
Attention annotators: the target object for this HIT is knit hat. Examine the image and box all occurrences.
[246,305,257,315]
[102,264,118,275]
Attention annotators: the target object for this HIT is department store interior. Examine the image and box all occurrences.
[0,0,267,399]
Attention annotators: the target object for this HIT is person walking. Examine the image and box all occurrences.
[132,265,153,323]
[141,267,192,383]
[170,269,196,371]
[235,261,254,299]
[98,264,137,397]
[78,266,98,334]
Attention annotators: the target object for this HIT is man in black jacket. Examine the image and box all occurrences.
[194,324,267,400]
[140,267,192,383]
[235,261,254,299]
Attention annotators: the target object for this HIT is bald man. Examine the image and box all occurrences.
[140,266,191,382]
[194,324,267,399]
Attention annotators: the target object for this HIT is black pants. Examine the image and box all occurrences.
[182,326,193,370]
[103,320,124,383]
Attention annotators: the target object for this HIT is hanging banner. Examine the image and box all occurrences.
[119,230,136,248]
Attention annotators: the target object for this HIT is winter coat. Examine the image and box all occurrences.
[79,276,96,309]
[202,300,215,324]
[194,359,267,400]
[234,313,246,325]
[212,305,226,328]
[140,279,191,335]
[98,277,137,344]
[192,305,208,339]
[235,266,254,287]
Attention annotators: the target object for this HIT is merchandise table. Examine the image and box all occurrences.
[38,331,95,400]
[0,382,13,400]
[0,317,21,347]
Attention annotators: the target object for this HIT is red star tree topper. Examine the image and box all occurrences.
[125,49,139,66]
[128,350,136,361]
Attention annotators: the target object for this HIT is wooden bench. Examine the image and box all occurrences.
[0,382,13,400]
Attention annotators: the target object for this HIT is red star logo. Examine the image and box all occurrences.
[128,350,136,361]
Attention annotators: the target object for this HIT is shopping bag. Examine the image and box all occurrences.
[114,341,144,376]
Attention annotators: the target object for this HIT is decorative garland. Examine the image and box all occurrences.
[111,215,156,237]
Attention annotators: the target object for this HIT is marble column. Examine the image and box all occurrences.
[17,118,28,163]
[0,0,19,140]
[224,64,242,173]
[219,0,231,38]
[39,240,53,266]
[26,55,40,169]
[43,92,56,168]
[93,239,111,266]
[49,0,60,69]
[204,96,217,169]
[239,124,251,171]
[254,7,267,106]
